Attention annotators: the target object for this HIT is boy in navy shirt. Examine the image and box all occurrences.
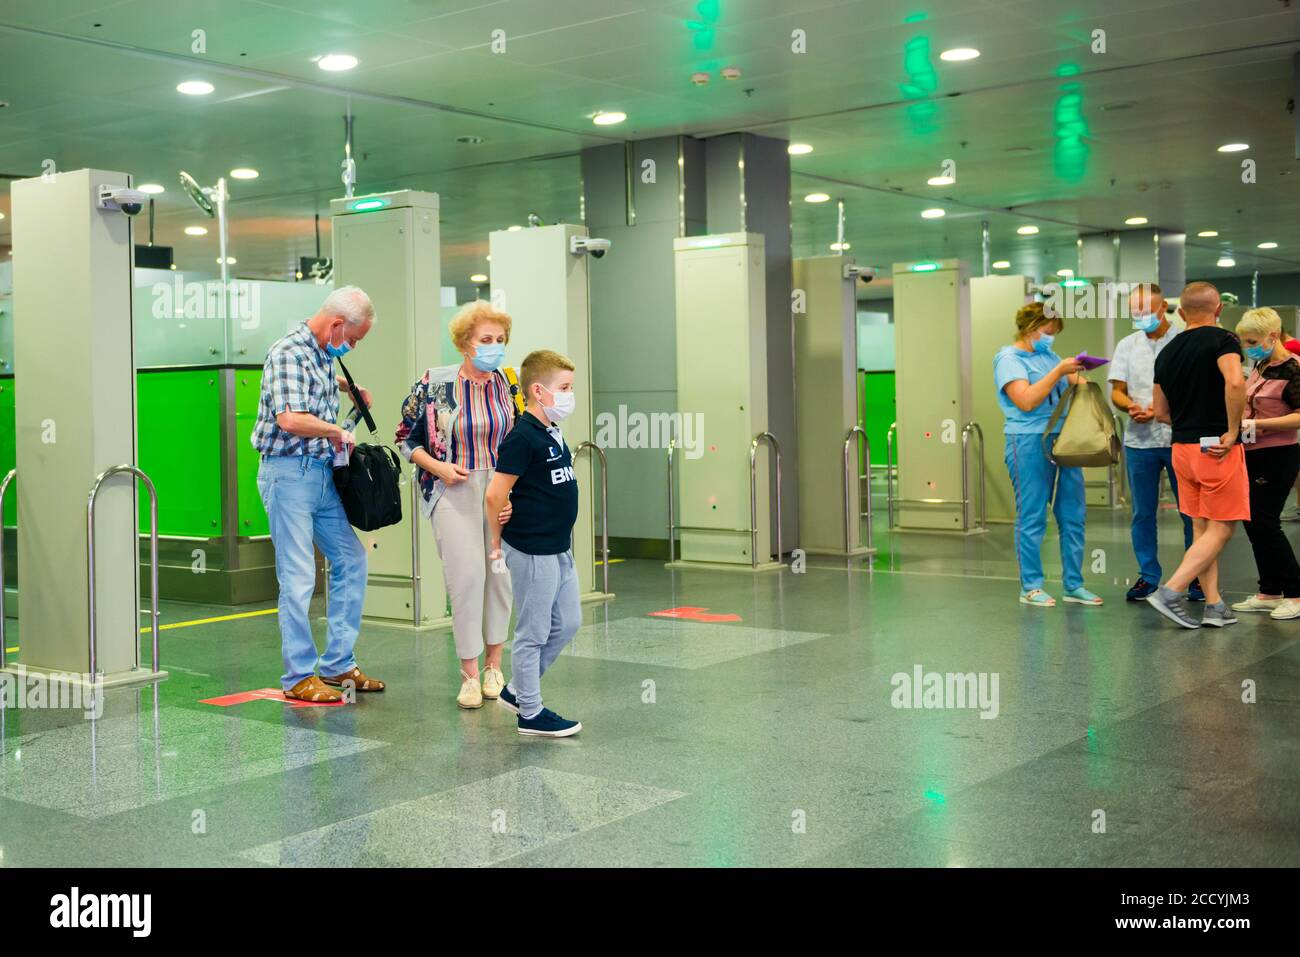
[485,350,582,737]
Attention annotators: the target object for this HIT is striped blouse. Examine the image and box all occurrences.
[449,370,514,469]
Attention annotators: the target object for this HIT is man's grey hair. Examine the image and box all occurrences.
[320,285,375,327]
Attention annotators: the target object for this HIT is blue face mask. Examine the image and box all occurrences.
[471,342,505,372]
[324,327,352,358]
[1033,332,1055,354]
[1246,342,1273,361]
[1132,313,1161,334]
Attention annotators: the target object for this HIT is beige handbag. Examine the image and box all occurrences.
[1042,380,1121,468]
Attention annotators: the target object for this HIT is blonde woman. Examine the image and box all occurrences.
[395,301,522,707]
[994,302,1101,607]
[1231,307,1300,620]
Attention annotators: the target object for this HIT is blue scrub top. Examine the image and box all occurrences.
[994,345,1068,434]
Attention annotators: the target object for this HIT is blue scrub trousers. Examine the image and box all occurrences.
[1124,445,1193,584]
[1004,432,1086,593]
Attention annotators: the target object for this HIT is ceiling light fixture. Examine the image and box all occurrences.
[1056,268,1074,277]
[787,143,813,155]
[1124,216,1148,225]
[921,208,945,219]
[176,80,214,95]
[804,193,830,203]
[992,260,1010,269]
[1258,242,1278,249]
[1197,230,1219,237]
[592,111,626,126]
[939,48,980,61]
[1217,257,1236,267]
[470,274,488,283]
[317,53,358,72]
[138,183,165,194]
[1217,142,1249,153]
[1017,225,1039,235]
[230,168,259,180]
[927,175,955,186]
[184,226,208,236]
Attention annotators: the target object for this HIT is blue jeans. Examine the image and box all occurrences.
[257,455,368,690]
[1124,445,1193,583]
[1004,432,1086,592]
[502,542,582,719]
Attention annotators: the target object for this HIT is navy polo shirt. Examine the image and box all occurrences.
[495,411,579,555]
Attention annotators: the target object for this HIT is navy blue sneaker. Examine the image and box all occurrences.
[1126,578,1158,601]
[497,684,519,716]
[517,707,581,738]
[1188,578,1206,602]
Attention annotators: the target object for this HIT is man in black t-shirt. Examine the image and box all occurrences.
[1148,281,1249,628]
[485,350,583,738]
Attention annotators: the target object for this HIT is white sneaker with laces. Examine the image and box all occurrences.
[1269,598,1300,620]
[457,671,483,709]
[481,665,504,699]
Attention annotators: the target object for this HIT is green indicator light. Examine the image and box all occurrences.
[903,11,928,23]
[923,789,946,805]
[912,262,939,272]
[1061,279,1089,287]
[351,198,388,211]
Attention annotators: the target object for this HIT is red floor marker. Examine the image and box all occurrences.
[648,606,742,623]
[200,688,346,708]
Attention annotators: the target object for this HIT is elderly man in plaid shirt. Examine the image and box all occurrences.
[252,286,385,702]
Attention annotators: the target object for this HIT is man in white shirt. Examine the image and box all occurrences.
[1110,282,1200,601]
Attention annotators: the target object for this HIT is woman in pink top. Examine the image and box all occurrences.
[1232,308,1300,619]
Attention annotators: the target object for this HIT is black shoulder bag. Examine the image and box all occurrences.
[332,359,403,531]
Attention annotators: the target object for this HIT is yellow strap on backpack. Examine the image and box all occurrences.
[502,366,526,417]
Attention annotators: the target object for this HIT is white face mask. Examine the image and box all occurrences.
[539,384,576,423]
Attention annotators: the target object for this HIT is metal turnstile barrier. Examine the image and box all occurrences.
[0,469,13,668]
[1109,412,1128,509]
[87,465,160,677]
[842,425,873,553]
[667,431,784,568]
[573,441,610,594]
[409,471,422,626]
[886,420,988,532]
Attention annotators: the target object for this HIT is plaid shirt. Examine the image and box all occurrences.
[251,322,339,459]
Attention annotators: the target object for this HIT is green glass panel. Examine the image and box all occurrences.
[235,370,269,537]
[136,370,222,536]
[0,378,13,526]
[860,371,896,473]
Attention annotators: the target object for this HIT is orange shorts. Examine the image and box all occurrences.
[1170,442,1250,522]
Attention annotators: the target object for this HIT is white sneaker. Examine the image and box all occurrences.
[481,665,504,699]
[1232,594,1284,613]
[1269,598,1300,620]
[457,671,483,709]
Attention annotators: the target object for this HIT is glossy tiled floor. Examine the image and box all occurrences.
[2,499,1298,867]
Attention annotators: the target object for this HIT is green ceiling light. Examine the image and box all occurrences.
[923,788,947,805]
[1053,79,1091,182]
[686,0,721,51]
[1061,278,1089,287]
[1055,62,1081,78]
[902,12,929,23]
[912,261,939,272]
[349,198,389,212]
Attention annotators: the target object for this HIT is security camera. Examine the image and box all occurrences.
[843,263,877,284]
[570,235,611,259]
[97,185,148,216]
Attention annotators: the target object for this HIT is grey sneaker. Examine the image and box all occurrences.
[1282,508,1300,523]
[1201,601,1238,628]
[1146,587,1200,629]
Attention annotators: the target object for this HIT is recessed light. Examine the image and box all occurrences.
[317,53,358,72]
[939,48,980,62]
[829,242,851,251]
[470,274,488,283]
[1125,216,1148,226]
[992,260,1010,269]
[1258,242,1278,249]
[1217,257,1236,267]
[1017,225,1039,235]
[177,80,214,96]
[1057,268,1074,277]
[1217,142,1249,153]
[804,193,830,203]
[927,175,955,186]
[507,225,522,232]
[138,183,165,194]
[921,208,945,219]
[0,212,5,220]
[217,257,236,265]
[184,226,208,236]
[787,143,814,155]
[230,168,259,180]
[1197,230,1219,237]
[592,111,626,126]
[485,255,491,262]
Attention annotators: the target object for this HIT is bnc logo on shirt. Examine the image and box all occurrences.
[150,277,262,330]
[890,664,999,719]
[49,887,151,937]
[550,465,576,485]
[594,405,705,460]
[0,672,103,719]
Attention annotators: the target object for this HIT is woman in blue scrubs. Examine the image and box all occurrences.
[994,301,1103,608]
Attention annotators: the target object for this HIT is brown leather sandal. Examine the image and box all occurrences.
[285,676,343,703]
[320,667,386,692]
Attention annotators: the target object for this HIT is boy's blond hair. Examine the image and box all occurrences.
[520,349,575,395]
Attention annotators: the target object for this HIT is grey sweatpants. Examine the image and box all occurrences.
[501,541,582,719]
